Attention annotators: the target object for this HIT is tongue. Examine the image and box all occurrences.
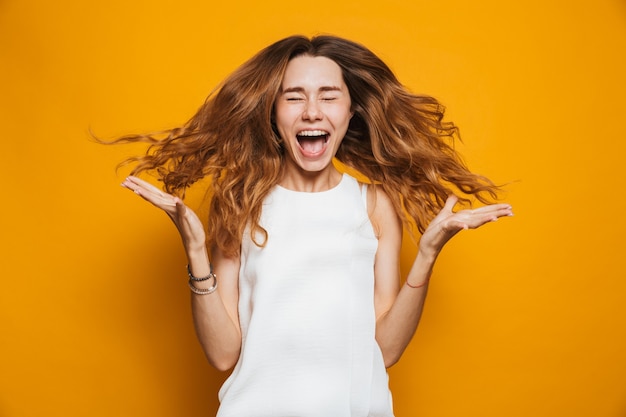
[299,137,325,154]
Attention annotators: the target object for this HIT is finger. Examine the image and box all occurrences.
[449,201,511,224]
[121,177,177,212]
[468,203,513,215]
[443,194,459,213]
[122,177,168,202]
[121,176,165,196]
[455,204,512,224]
[431,195,460,223]
[477,205,514,222]
[163,197,185,225]
[462,209,513,229]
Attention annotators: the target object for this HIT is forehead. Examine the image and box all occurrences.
[281,55,346,89]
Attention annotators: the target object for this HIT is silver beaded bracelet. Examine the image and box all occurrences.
[188,278,217,295]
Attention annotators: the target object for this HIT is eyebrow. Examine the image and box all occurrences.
[281,86,343,94]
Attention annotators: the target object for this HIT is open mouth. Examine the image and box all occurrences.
[296,130,329,154]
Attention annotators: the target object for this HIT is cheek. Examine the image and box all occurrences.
[274,107,298,131]
[332,108,353,129]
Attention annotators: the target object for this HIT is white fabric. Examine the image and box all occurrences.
[217,174,394,417]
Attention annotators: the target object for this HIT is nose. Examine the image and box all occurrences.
[302,100,323,121]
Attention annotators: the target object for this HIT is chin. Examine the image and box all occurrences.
[298,159,334,173]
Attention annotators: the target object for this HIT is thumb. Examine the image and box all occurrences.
[437,194,459,218]
[174,197,187,216]
[164,197,186,224]
[443,195,458,210]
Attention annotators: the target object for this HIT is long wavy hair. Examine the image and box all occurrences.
[113,35,499,257]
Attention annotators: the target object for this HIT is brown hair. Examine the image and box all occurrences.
[114,35,499,256]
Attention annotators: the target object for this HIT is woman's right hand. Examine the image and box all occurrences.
[121,176,207,253]
[123,176,242,370]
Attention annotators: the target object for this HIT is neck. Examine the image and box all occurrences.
[279,164,342,192]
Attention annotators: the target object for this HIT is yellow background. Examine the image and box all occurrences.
[1,0,625,416]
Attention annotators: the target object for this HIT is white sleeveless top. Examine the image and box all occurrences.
[217,174,394,417]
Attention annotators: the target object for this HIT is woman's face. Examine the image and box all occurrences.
[274,55,352,175]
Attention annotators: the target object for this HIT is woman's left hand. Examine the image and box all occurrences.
[419,195,513,259]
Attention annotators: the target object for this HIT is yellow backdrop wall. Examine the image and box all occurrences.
[1,0,625,416]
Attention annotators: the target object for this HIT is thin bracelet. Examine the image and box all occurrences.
[406,279,429,289]
[188,278,218,295]
[186,265,218,295]
[187,264,215,282]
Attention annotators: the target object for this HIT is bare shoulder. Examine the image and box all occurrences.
[364,184,401,240]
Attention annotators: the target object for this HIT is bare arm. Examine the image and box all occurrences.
[121,176,241,371]
[371,189,513,368]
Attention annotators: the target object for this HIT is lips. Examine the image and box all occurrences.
[296,130,329,155]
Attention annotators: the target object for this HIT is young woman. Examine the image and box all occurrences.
[117,35,512,416]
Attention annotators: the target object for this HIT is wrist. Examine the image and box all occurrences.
[406,278,429,289]
[185,242,209,259]
[416,246,438,265]
[186,248,210,274]
[183,238,207,254]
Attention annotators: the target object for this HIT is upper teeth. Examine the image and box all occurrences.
[297,130,328,137]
